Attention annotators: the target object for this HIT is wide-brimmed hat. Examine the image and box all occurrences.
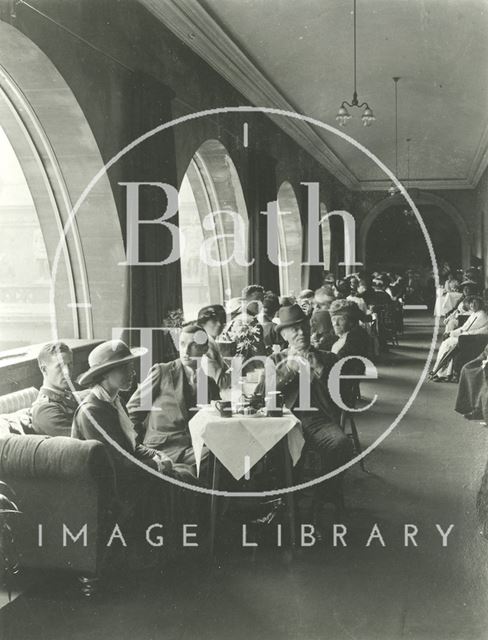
[77,340,147,387]
[276,304,308,332]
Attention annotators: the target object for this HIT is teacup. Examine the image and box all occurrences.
[215,400,233,417]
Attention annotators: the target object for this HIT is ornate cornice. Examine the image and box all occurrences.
[141,0,486,191]
[140,0,359,189]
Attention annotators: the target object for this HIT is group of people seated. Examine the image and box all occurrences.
[27,269,410,538]
[430,266,488,423]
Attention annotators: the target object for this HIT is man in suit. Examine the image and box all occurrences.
[127,324,220,478]
[254,304,353,517]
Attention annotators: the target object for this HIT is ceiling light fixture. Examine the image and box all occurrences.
[388,76,401,196]
[336,0,375,127]
[403,137,415,218]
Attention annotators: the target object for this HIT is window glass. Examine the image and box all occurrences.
[178,141,249,320]
[277,182,302,296]
[0,126,51,351]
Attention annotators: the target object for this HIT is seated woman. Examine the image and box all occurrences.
[435,278,463,319]
[346,288,369,317]
[430,296,488,382]
[443,282,479,333]
[197,304,231,389]
[329,300,370,405]
[455,344,488,419]
[73,340,196,562]
[72,340,194,495]
[329,300,370,358]
[310,286,336,351]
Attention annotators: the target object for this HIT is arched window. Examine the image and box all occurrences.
[178,140,249,320]
[0,126,51,350]
[320,202,332,271]
[0,22,125,352]
[277,182,302,297]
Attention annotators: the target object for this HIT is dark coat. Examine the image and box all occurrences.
[332,325,370,371]
[254,348,340,423]
[455,345,488,415]
[72,393,161,470]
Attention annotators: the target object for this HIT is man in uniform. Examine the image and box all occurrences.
[31,341,78,437]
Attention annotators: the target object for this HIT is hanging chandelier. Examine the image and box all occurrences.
[388,77,401,196]
[402,137,415,218]
[336,0,375,127]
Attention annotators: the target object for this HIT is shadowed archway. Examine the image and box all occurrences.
[359,191,470,272]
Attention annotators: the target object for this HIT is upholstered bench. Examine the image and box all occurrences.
[0,434,116,595]
[0,388,116,596]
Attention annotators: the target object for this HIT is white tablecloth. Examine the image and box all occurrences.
[189,407,304,481]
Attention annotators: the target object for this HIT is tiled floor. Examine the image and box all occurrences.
[1,314,487,640]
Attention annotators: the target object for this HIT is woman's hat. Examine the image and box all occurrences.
[276,304,308,332]
[225,297,243,317]
[77,340,147,387]
[197,304,226,324]
[329,299,361,321]
[298,289,314,300]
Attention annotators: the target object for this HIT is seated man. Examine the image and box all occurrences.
[258,291,283,353]
[127,324,220,477]
[254,304,353,518]
[297,289,315,317]
[31,341,79,437]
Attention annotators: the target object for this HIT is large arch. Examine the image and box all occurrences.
[178,139,249,320]
[277,182,303,296]
[359,191,471,270]
[0,22,125,345]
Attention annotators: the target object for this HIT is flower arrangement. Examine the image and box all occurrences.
[162,308,185,328]
[228,317,263,360]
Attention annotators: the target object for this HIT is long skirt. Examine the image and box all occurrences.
[432,336,458,378]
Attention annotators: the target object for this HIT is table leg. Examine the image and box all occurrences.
[281,439,296,550]
[209,453,221,557]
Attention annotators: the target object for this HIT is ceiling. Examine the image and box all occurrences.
[142,0,488,190]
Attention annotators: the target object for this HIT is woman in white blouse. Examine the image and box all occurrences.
[430,296,488,382]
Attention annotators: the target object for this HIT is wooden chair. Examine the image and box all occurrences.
[340,381,367,473]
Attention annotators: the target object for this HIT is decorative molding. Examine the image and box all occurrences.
[467,121,488,187]
[140,0,360,190]
[358,178,475,191]
[141,0,487,192]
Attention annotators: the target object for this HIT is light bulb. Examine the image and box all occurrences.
[336,105,351,127]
